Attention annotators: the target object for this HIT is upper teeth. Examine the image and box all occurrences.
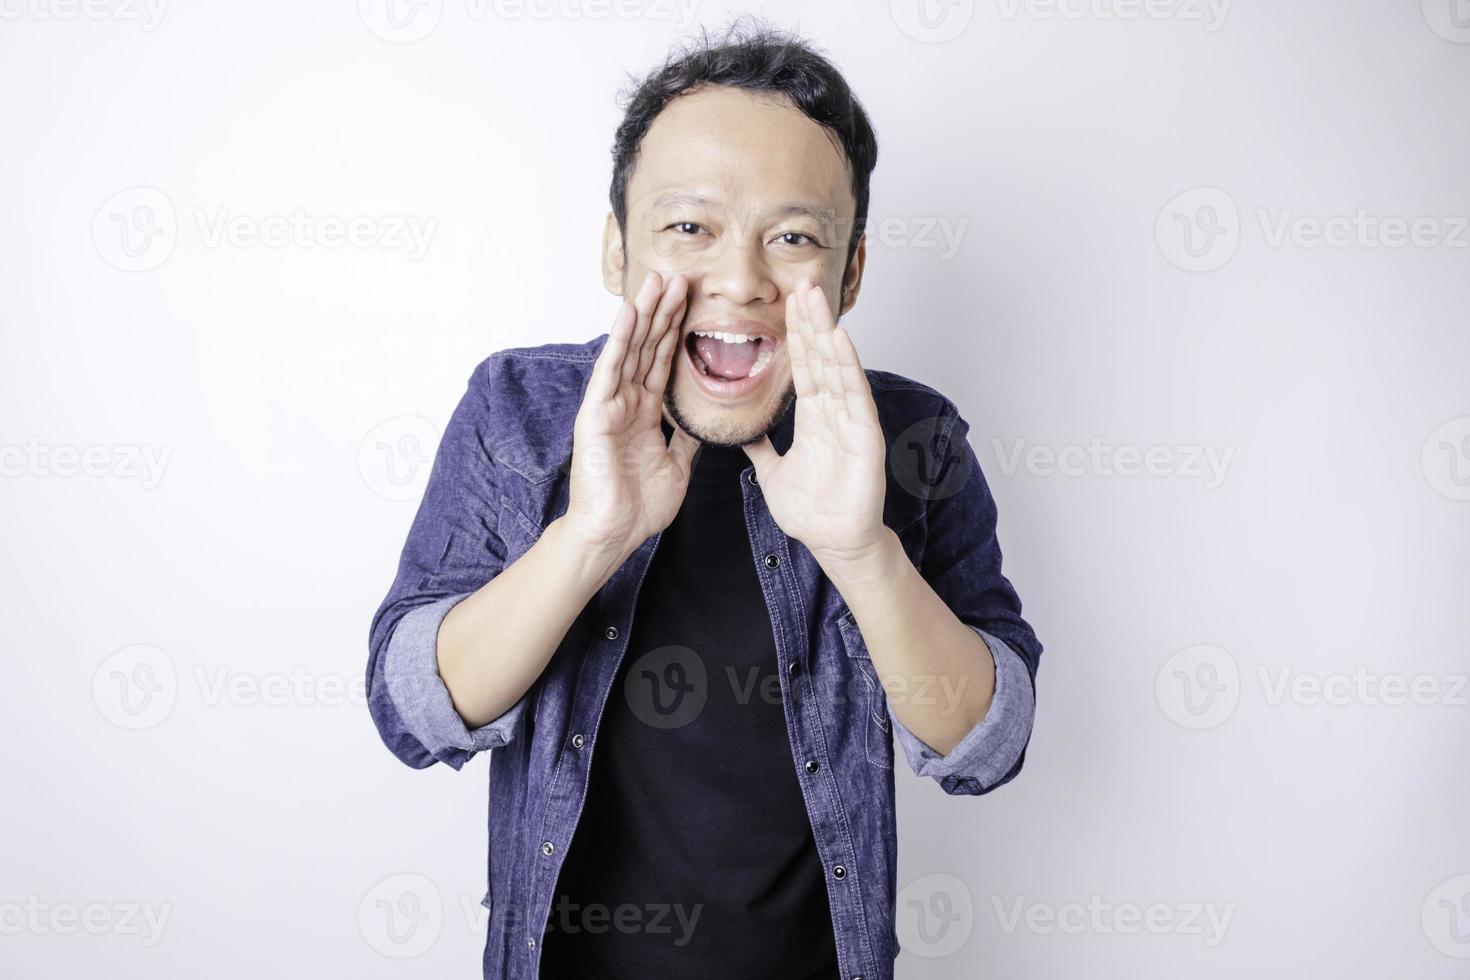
[692,330,762,344]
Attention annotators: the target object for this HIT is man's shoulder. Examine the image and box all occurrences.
[456,335,605,485]
[468,334,605,411]
[862,366,958,416]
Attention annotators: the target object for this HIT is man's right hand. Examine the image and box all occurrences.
[560,270,701,565]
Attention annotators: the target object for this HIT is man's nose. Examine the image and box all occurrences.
[693,237,779,307]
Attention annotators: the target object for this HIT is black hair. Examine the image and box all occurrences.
[609,17,878,273]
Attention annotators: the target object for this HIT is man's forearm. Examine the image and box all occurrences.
[821,528,998,756]
[437,516,627,729]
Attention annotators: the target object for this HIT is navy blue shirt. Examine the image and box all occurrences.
[367,336,1043,980]
[539,430,839,978]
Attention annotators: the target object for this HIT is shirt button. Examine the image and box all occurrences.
[571,733,585,749]
[832,864,847,879]
[540,841,554,856]
[604,625,619,640]
[763,553,779,568]
[527,938,536,950]
[805,760,820,774]
[746,469,758,485]
[787,660,799,676]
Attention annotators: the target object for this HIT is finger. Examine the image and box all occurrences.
[639,274,688,385]
[797,280,831,398]
[786,288,817,399]
[644,295,687,394]
[587,300,637,404]
[805,284,843,398]
[831,323,873,408]
[740,434,780,474]
[623,270,663,384]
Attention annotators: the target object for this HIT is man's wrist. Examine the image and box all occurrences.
[544,515,632,590]
[815,526,907,597]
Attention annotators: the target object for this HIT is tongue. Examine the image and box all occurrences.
[693,336,760,380]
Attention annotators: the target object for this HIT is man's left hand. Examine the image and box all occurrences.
[742,279,889,572]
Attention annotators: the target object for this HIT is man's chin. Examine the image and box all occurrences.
[664,382,795,449]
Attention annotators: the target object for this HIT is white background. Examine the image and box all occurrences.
[2,1,1468,977]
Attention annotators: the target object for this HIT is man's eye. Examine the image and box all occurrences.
[665,222,706,236]
[776,232,820,247]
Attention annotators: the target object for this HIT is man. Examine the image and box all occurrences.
[367,22,1042,980]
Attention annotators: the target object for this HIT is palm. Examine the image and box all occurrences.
[744,281,888,564]
[564,272,699,558]
[571,377,688,548]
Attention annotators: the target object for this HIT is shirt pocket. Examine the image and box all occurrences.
[494,495,543,566]
[834,605,893,771]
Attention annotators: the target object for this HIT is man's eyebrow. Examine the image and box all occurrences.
[649,192,837,226]
[648,191,721,211]
[772,203,838,226]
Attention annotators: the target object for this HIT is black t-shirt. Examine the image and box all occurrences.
[538,423,839,980]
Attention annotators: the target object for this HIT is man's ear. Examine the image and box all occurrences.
[838,233,867,316]
[601,212,626,296]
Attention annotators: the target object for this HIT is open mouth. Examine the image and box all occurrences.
[684,329,780,382]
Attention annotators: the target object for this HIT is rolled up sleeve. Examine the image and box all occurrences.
[890,628,1035,795]
[378,595,531,770]
[366,357,529,771]
[899,398,1044,796]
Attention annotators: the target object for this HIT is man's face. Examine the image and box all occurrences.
[604,84,865,449]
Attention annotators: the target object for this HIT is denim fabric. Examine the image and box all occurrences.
[366,333,1043,980]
